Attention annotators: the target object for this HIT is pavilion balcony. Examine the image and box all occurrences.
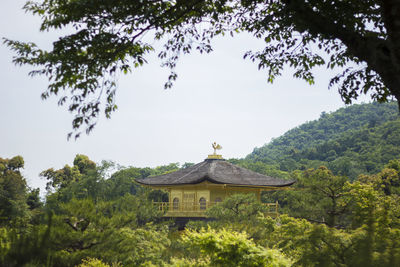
[153,201,279,218]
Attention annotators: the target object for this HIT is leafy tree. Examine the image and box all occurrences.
[73,155,97,175]
[26,187,44,225]
[179,227,292,267]
[104,163,180,201]
[256,205,400,267]
[0,156,30,227]
[358,159,400,196]
[206,193,267,224]
[224,1,400,105]
[151,163,180,176]
[301,167,348,227]
[5,154,400,266]
[5,2,400,136]
[271,167,350,227]
[47,196,165,266]
[40,164,82,192]
[187,194,277,244]
[0,214,53,267]
[5,153,175,267]
[104,168,142,199]
[102,225,170,266]
[26,188,42,211]
[41,154,99,200]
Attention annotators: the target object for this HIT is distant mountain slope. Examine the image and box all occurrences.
[245,102,400,179]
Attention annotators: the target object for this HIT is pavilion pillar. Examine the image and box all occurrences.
[168,189,172,210]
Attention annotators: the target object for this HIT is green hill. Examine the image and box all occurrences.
[245,102,400,180]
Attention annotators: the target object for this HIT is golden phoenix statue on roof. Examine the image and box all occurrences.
[212,142,222,155]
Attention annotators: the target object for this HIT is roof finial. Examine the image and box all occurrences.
[212,142,222,154]
[208,142,223,159]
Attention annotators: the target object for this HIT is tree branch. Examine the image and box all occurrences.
[284,0,400,102]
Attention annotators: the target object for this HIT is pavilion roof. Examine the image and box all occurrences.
[136,159,295,187]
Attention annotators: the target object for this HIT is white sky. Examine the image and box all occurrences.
[1,1,367,192]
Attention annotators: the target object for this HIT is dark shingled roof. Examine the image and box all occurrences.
[136,159,295,187]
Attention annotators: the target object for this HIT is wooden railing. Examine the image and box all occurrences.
[264,201,279,217]
[153,201,279,218]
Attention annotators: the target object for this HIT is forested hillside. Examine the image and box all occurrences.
[245,101,400,179]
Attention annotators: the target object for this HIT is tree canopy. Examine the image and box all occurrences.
[0,156,29,227]
[2,153,400,266]
[4,1,400,137]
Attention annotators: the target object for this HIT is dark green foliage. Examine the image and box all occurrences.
[10,155,173,267]
[46,196,166,266]
[187,194,275,245]
[358,159,400,196]
[206,193,267,223]
[269,167,350,228]
[27,188,42,211]
[103,162,179,201]
[104,168,141,199]
[248,102,398,161]
[4,153,400,266]
[151,163,180,176]
[73,155,97,175]
[41,165,81,192]
[179,227,292,267]
[0,156,30,227]
[246,102,400,179]
[228,158,290,179]
[5,109,400,267]
[0,215,53,267]
[6,1,400,136]
[41,154,97,193]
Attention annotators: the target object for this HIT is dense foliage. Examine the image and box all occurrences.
[245,101,400,179]
[0,156,38,228]
[5,1,400,136]
[2,152,400,266]
[2,102,400,266]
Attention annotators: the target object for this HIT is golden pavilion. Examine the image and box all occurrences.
[136,143,295,218]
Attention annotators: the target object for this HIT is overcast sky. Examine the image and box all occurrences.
[1,1,369,192]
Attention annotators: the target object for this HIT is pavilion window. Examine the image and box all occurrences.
[199,197,206,210]
[215,197,222,203]
[173,197,179,210]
